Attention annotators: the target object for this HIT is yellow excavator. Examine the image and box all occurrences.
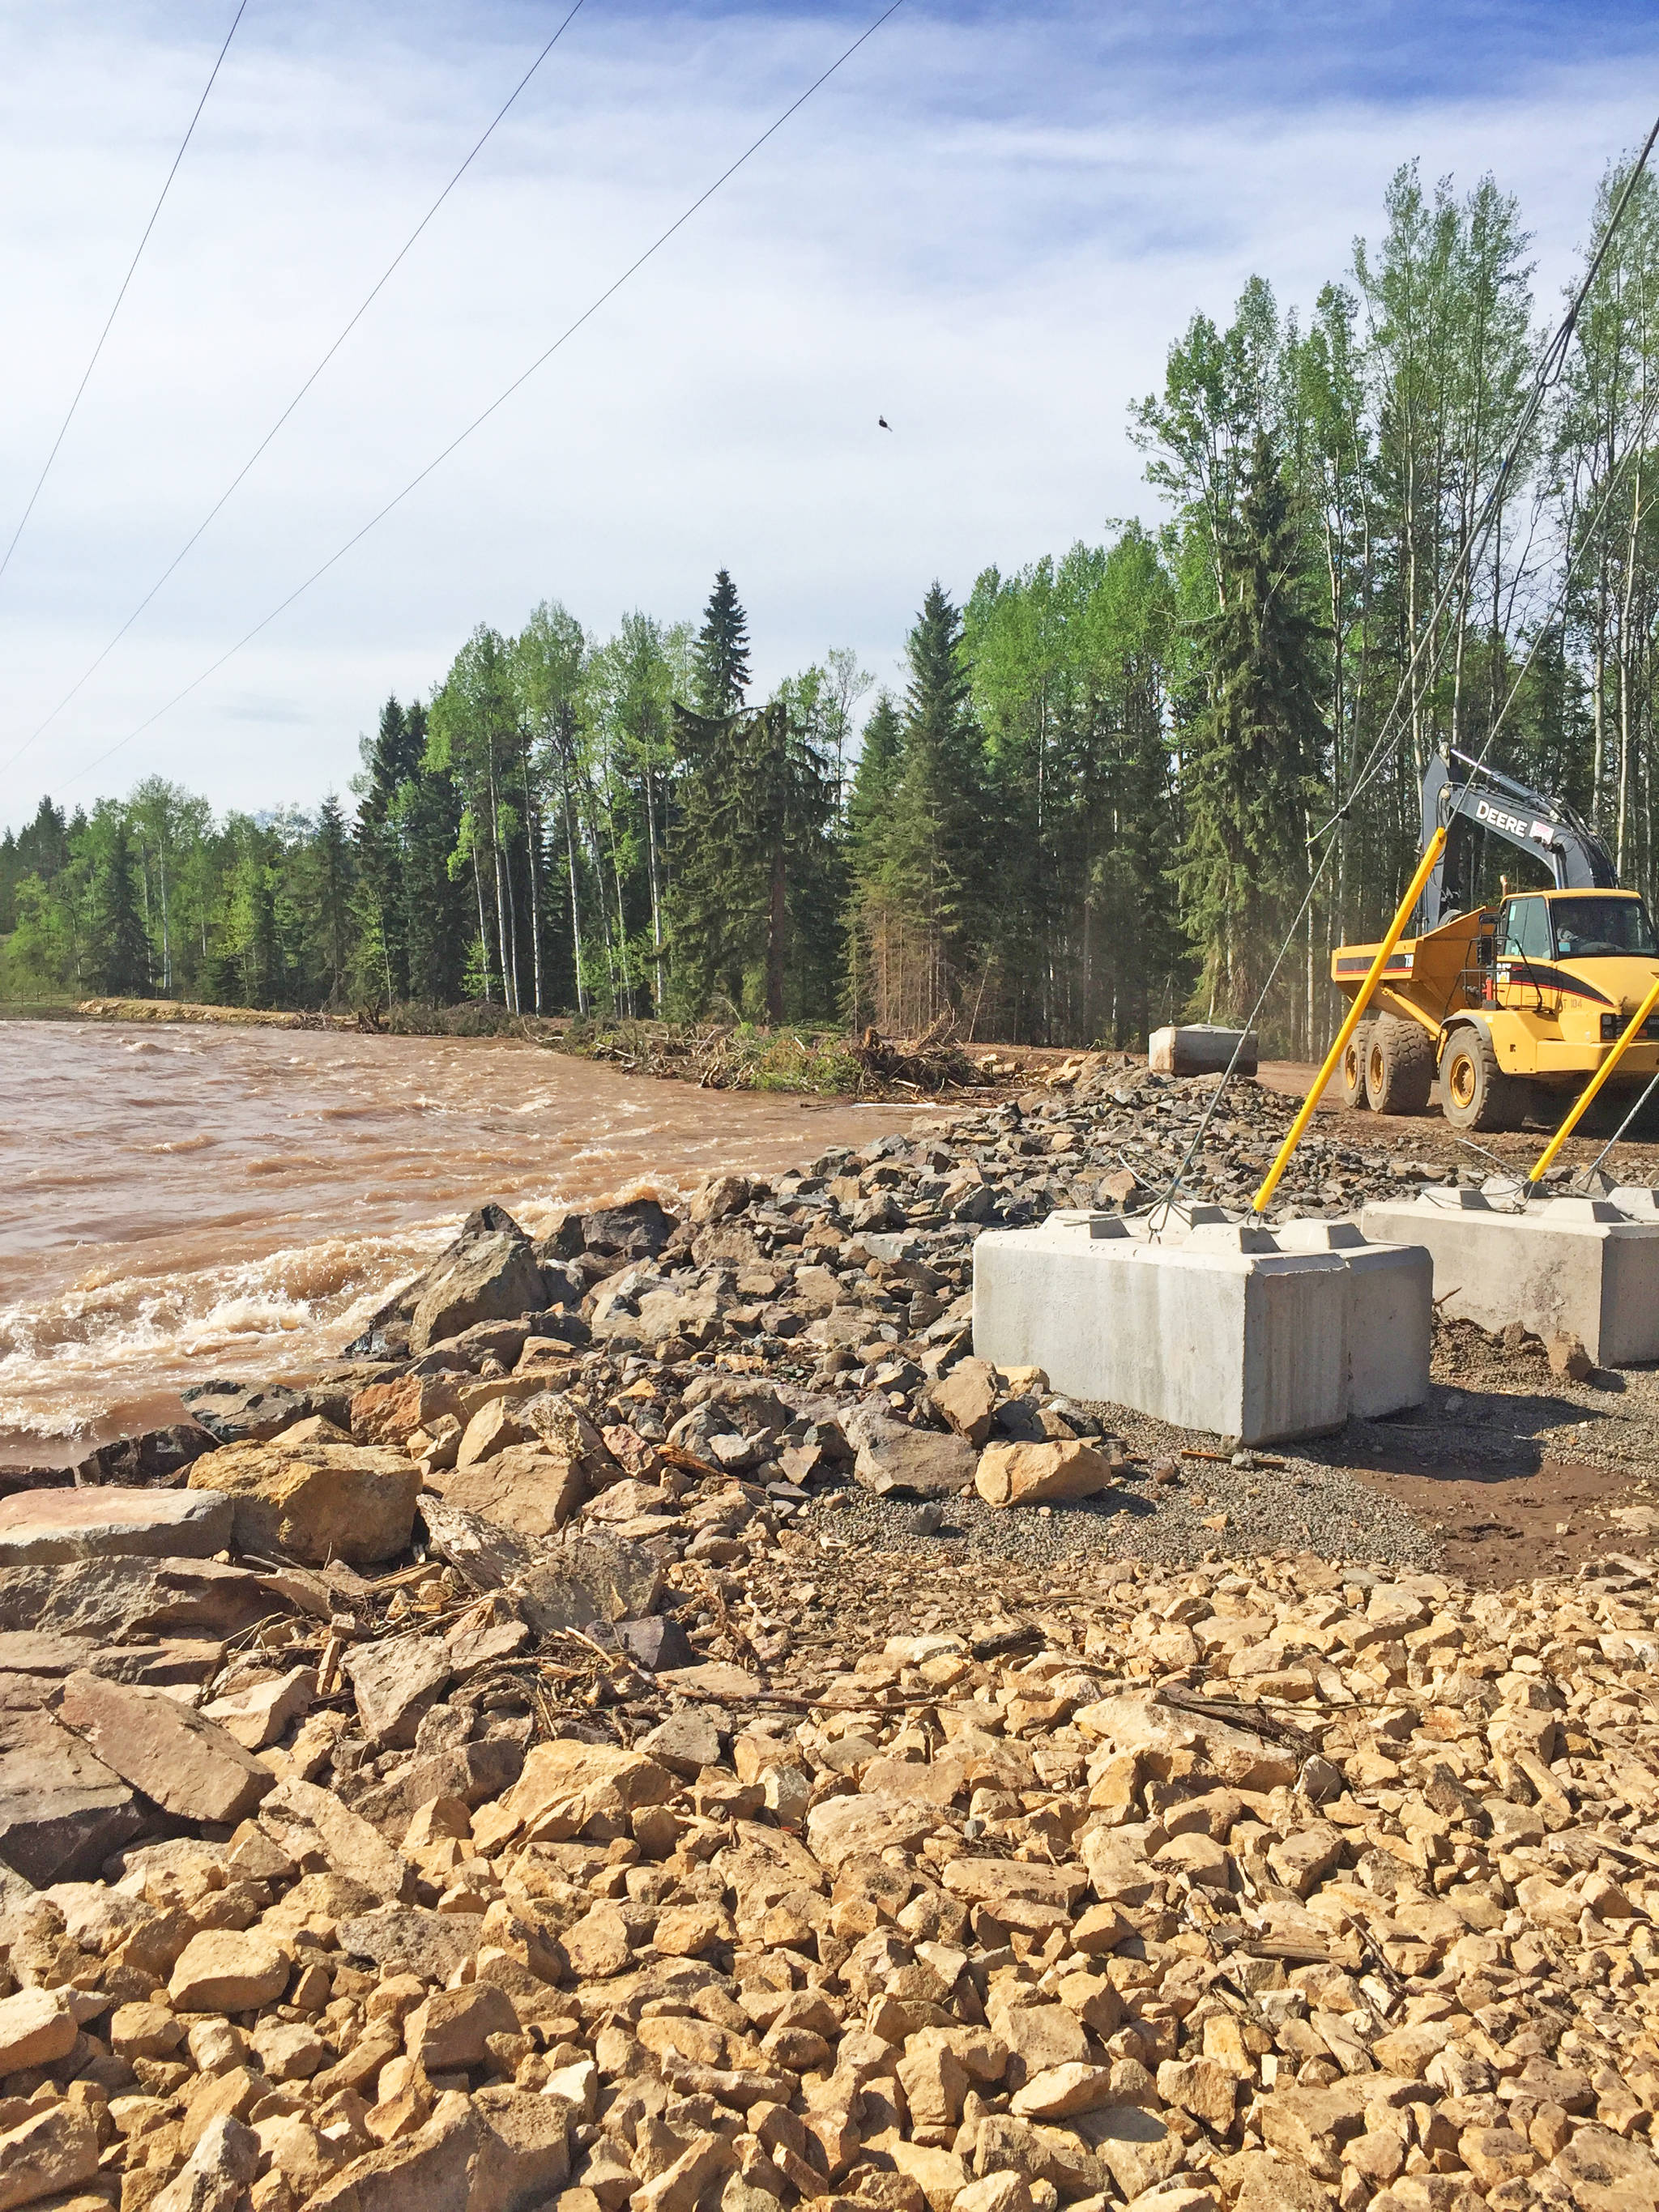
[1333,752,1659,1131]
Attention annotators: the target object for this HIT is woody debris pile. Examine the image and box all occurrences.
[4,1072,1659,2212]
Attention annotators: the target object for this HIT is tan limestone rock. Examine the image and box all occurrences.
[0,1984,78,2073]
[974,1439,1116,1508]
[58,1667,273,1825]
[0,2102,100,2212]
[168,1930,290,2013]
[433,1443,587,1536]
[189,1438,418,1565]
[201,1663,317,1751]
[932,1360,998,1447]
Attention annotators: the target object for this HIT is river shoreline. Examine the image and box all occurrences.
[0,1016,956,1453]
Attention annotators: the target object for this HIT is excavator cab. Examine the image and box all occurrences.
[1544,894,1659,961]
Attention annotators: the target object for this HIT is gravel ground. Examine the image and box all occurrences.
[791,1442,1443,1575]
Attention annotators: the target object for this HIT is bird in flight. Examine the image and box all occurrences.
[877,416,892,430]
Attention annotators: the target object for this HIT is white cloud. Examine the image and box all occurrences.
[1,0,1656,827]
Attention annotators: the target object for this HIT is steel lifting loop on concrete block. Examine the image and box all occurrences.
[1252,825,1449,1217]
[1526,972,1659,1196]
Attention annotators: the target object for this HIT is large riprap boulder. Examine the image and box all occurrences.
[843,1403,975,1498]
[409,1208,548,1355]
[57,1668,274,1825]
[975,1439,1118,1508]
[589,1264,732,1349]
[181,1380,338,1444]
[0,1555,274,1641]
[346,1204,548,1357]
[0,1485,232,1565]
[187,1438,418,1565]
[0,1674,143,1884]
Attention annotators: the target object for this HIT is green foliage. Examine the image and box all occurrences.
[11,151,1659,1059]
[692,569,752,716]
[1179,434,1329,1020]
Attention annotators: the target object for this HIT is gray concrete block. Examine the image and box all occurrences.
[1147,1024,1259,1076]
[971,1210,1430,1445]
[1358,1191,1659,1366]
[1272,1219,1435,1419]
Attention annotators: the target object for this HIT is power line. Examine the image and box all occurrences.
[58,0,906,795]
[0,0,250,592]
[2,0,591,785]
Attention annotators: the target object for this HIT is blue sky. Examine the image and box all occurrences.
[2,0,1656,829]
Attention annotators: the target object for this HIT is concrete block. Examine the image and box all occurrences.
[1271,1219,1435,1419]
[1147,1025,1258,1077]
[1358,1191,1659,1366]
[972,1210,1429,1445]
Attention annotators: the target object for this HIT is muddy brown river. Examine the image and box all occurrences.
[0,1019,945,1458]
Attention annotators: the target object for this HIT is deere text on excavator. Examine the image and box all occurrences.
[1333,751,1659,1131]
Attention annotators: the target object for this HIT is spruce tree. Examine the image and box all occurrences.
[667,705,752,1012]
[844,693,903,1023]
[401,702,470,1004]
[1179,431,1328,1025]
[355,697,422,999]
[311,795,355,1004]
[855,585,987,1031]
[667,693,834,1021]
[693,570,752,717]
[96,817,150,995]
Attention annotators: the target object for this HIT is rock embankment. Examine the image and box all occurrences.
[2,1069,1658,2212]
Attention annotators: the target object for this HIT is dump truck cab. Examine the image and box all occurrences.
[1332,754,1659,1129]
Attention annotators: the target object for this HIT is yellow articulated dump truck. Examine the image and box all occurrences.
[1333,752,1659,1132]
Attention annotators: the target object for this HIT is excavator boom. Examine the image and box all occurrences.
[1418,748,1617,932]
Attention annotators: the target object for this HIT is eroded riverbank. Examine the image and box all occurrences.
[0,1021,946,1453]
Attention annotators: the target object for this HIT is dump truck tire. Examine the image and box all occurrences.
[1340,1022,1374,1110]
[1365,1016,1435,1116]
[1442,1026,1521,1131]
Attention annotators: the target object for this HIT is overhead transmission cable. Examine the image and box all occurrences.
[1,0,591,785]
[58,0,906,794]
[1149,106,1659,1225]
[0,0,251,592]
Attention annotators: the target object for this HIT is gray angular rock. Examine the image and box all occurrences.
[518,1530,663,1632]
[590,1265,732,1349]
[181,1379,323,1443]
[616,1615,697,1672]
[335,1903,486,1983]
[409,1206,548,1355]
[582,1199,678,1259]
[72,1420,217,1487]
[639,1709,725,1779]
[845,1408,975,1498]
[418,1494,544,1592]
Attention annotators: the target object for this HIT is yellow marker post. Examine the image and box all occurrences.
[1525,972,1659,1193]
[1252,825,1448,1216]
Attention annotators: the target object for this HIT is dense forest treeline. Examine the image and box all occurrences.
[6,155,1659,1052]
